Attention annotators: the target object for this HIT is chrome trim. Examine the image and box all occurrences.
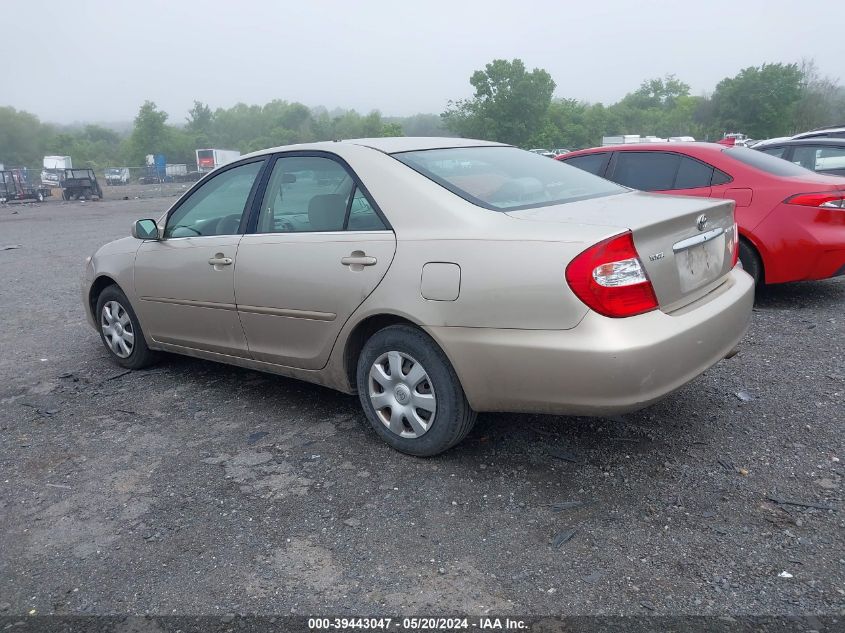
[244,230,393,238]
[236,305,336,321]
[140,297,237,311]
[673,227,725,253]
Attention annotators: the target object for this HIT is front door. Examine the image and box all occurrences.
[235,154,396,369]
[133,159,265,355]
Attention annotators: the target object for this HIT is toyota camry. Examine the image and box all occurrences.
[83,138,754,456]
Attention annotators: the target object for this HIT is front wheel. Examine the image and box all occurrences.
[356,325,476,456]
[95,285,157,370]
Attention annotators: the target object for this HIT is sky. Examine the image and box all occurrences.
[3,0,844,125]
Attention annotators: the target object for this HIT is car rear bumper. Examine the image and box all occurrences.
[425,268,754,415]
[755,204,845,283]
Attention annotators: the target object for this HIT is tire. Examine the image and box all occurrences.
[356,324,476,456]
[739,239,762,286]
[95,285,157,370]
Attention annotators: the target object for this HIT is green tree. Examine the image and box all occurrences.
[380,122,404,137]
[711,63,803,138]
[0,107,53,166]
[185,101,214,136]
[442,58,556,146]
[127,101,170,164]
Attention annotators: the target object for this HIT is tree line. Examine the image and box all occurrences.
[1,58,842,171]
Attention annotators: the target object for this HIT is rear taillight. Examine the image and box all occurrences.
[565,231,658,318]
[785,192,845,208]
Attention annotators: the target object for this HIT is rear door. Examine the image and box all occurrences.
[606,151,713,197]
[235,153,396,369]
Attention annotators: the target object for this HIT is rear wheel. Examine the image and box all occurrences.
[739,239,762,285]
[356,325,476,456]
[95,285,157,370]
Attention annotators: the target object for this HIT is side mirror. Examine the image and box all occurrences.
[132,218,160,240]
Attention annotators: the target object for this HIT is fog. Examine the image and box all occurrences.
[4,0,844,123]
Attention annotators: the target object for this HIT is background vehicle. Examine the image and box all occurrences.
[716,133,751,147]
[552,148,571,156]
[195,148,240,173]
[166,163,188,181]
[558,142,845,285]
[602,135,670,146]
[792,124,845,141]
[41,155,72,188]
[752,125,845,149]
[0,168,51,202]
[105,167,130,185]
[84,138,752,456]
[61,168,102,200]
[755,138,845,177]
[528,148,556,158]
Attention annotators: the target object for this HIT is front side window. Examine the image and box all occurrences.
[393,146,625,211]
[165,160,263,238]
[791,146,819,170]
[257,156,375,233]
[815,146,845,172]
[611,152,680,191]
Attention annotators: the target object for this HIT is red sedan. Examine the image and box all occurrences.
[557,143,845,284]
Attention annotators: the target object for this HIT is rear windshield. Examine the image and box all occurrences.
[393,146,626,211]
[724,147,813,177]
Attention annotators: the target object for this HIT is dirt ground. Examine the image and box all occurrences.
[0,195,842,617]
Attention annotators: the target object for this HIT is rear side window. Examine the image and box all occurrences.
[394,146,625,211]
[711,169,732,185]
[561,153,609,176]
[611,152,680,191]
[674,157,715,189]
[760,146,787,158]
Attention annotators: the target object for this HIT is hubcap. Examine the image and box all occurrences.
[368,351,436,438]
[101,300,135,358]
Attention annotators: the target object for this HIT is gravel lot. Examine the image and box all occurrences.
[0,195,842,617]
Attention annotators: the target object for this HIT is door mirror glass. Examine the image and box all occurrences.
[132,218,160,240]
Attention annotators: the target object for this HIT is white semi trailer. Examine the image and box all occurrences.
[195,149,241,173]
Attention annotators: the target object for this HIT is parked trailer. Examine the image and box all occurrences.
[196,148,241,173]
[166,163,188,181]
[0,168,51,202]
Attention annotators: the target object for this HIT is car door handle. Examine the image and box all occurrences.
[208,256,233,266]
[341,255,377,266]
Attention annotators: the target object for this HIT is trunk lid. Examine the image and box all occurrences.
[506,191,737,311]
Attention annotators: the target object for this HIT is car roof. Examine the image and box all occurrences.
[758,137,845,148]
[562,142,725,155]
[241,137,508,160]
[793,126,845,139]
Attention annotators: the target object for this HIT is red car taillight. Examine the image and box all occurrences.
[565,231,659,318]
[785,192,845,208]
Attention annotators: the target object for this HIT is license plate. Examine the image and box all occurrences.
[677,233,724,293]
